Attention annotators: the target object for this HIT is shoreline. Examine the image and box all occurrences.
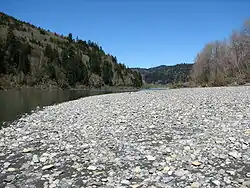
[0,86,250,187]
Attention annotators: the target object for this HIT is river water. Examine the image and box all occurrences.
[0,88,131,128]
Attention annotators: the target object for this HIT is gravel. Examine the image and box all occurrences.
[0,86,250,187]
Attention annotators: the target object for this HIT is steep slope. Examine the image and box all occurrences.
[133,63,193,85]
[0,12,142,89]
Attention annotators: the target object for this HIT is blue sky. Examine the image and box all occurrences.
[1,0,250,68]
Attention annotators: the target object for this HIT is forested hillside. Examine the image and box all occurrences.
[190,20,250,86]
[133,63,193,85]
[0,12,142,89]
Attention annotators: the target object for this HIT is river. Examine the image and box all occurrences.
[0,88,133,128]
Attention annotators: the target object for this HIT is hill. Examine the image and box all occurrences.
[133,63,193,85]
[0,12,142,89]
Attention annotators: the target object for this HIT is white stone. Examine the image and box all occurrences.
[32,155,39,163]
[228,150,242,159]
[121,179,130,185]
[87,165,97,171]
[146,155,155,161]
[212,180,220,186]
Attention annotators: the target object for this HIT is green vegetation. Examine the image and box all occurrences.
[133,64,192,87]
[0,12,143,89]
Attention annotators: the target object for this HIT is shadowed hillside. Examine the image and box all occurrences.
[133,63,193,85]
[0,12,142,89]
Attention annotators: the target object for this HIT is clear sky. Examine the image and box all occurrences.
[1,0,250,68]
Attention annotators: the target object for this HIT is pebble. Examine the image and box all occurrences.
[32,155,39,163]
[42,164,54,170]
[226,170,236,176]
[174,169,189,177]
[5,175,15,182]
[3,162,11,168]
[224,176,231,184]
[134,166,141,173]
[121,179,130,185]
[146,155,156,161]
[184,146,191,151]
[191,182,201,188]
[212,180,221,186]
[87,165,97,171]
[40,157,47,163]
[243,181,250,187]
[192,161,202,166]
[7,168,17,172]
[228,150,242,159]
[0,87,249,187]
[22,148,35,153]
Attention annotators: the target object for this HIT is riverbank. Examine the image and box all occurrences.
[0,86,250,187]
[0,87,140,127]
[0,82,141,92]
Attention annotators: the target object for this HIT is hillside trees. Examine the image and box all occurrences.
[191,19,250,86]
[102,60,113,85]
[0,27,31,75]
[0,12,143,89]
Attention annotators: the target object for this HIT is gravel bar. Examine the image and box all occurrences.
[0,86,250,188]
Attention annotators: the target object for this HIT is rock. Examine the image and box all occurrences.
[218,169,225,174]
[228,150,242,159]
[5,175,15,182]
[161,177,174,183]
[229,137,236,142]
[4,162,11,168]
[134,166,141,173]
[42,164,54,170]
[101,178,108,182]
[23,148,35,153]
[82,179,88,185]
[40,157,47,163]
[162,166,170,174]
[219,154,227,159]
[82,144,90,149]
[168,171,173,176]
[242,144,248,150]
[131,184,142,188]
[7,167,17,172]
[238,179,245,183]
[146,155,155,161]
[192,161,202,166]
[5,184,16,188]
[224,176,231,184]
[152,162,159,167]
[32,154,39,163]
[53,171,63,176]
[165,147,172,153]
[121,179,130,185]
[0,86,250,187]
[149,168,156,174]
[243,181,250,187]
[212,180,220,186]
[191,182,200,188]
[87,165,97,171]
[174,169,189,177]
[21,163,30,170]
[184,146,191,151]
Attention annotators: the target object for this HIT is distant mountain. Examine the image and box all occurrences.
[0,12,142,89]
[133,63,193,84]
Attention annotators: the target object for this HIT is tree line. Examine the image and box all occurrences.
[191,20,250,86]
[0,12,143,89]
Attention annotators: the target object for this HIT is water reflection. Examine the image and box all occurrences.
[0,88,117,127]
